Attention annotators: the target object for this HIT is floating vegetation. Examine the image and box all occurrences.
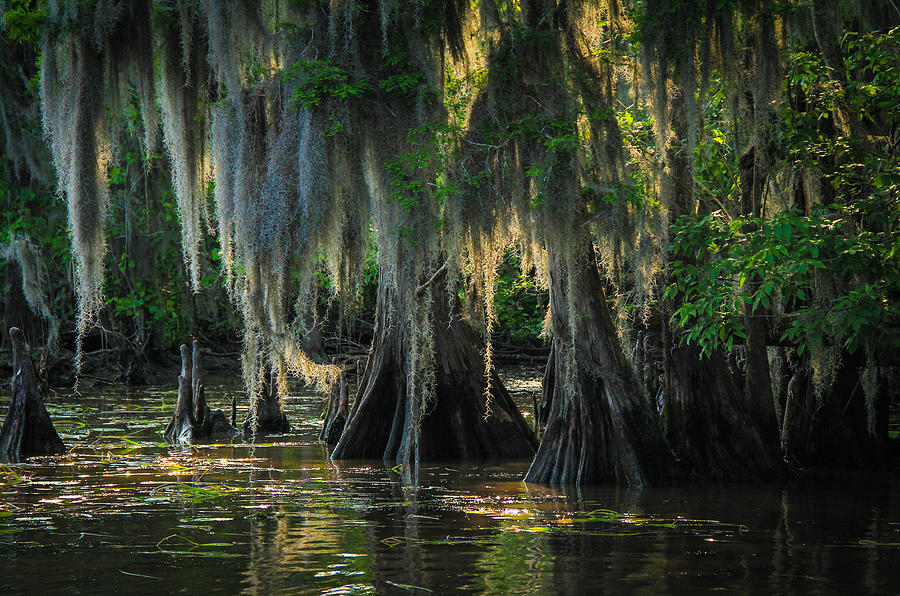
[146,483,246,504]
[0,465,29,486]
[156,533,245,552]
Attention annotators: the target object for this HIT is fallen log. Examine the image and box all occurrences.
[0,328,65,462]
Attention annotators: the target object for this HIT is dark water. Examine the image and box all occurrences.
[1,383,898,595]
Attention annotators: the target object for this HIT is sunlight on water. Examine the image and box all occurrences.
[1,383,899,594]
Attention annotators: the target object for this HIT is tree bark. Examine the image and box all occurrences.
[319,358,349,445]
[661,341,782,479]
[0,327,65,462]
[781,351,889,469]
[331,276,536,464]
[525,244,672,486]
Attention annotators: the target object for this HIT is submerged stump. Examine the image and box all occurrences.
[0,328,65,462]
[164,341,240,444]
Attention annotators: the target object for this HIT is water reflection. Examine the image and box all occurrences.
[0,384,898,594]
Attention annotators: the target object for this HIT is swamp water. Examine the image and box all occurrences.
[1,379,899,595]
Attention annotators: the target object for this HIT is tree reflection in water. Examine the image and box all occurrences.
[1,387,898,594]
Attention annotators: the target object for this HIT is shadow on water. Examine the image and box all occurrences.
[0,383,898,594]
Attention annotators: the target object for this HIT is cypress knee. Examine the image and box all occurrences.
[0,327,65,462]
[164,341,240,443]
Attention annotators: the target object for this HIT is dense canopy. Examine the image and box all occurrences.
[1,0,898,484]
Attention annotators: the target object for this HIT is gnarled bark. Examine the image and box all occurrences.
[331,277,536,464]
[525,244,672,486]
[0,327,65,462]
[164,341,239,443]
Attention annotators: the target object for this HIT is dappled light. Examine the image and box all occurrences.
[3,384,899,593]
[1,0,899,591]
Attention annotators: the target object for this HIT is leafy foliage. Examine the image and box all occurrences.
[283,59,370,136]
[667,26,900,358]
[492,252,546,342]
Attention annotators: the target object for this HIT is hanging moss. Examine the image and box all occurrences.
[156,4,211,291]
[39,1,177,373]
[1,234,59,353]
[41,4,110,374]
[36,0,897,481]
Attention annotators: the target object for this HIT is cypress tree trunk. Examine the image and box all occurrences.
[661,341,782,478]
[782,351,889,469]
[331,276,536,464]
[319,358,348,445]
[525,243,672,486]
[0,327,65,462]
[656,87,781,479]
[738,145,781,446]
